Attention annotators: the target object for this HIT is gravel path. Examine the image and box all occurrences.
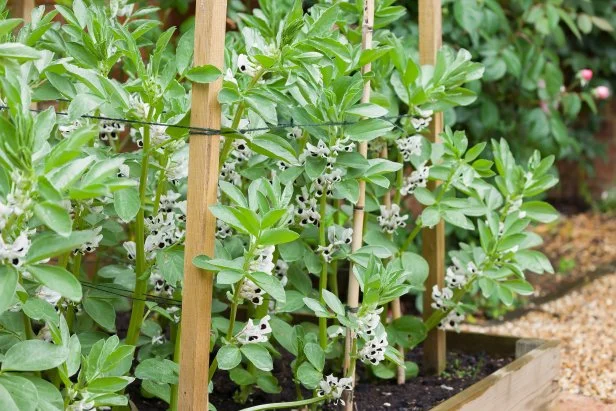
[463,273,616,404]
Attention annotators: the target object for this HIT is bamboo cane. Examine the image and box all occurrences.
[343,1,374,409]
[177,0,228,409]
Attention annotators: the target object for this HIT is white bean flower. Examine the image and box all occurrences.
[400,162,430,196]
[235,315,272,344]
[123,241,137,261]
[377,204,408,234]
[216,219,233,239]
[357,307,383,338]
[240,279,265,305]
[249,245,276,275]
[396,135,423,161]
[317,375,353,405]
[58,120,82,138]
[431,285,454,310]
[237,54,258,77]
[359,333,388,365]
[98,120,124,142]
[74,226,103,255]
[438,309,465,332]
[36,286,63,306]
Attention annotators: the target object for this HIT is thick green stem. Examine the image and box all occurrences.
[240,396,326,411]
[169,323,181,411]
[125,108,153,347]
[318,195,328,349]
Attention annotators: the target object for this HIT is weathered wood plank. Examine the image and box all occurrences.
[433,338,560,411]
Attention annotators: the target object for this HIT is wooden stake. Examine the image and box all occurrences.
[419,0,446,375]
[178,0,228,409]
[6,0,34,20]
[343,1,374,409]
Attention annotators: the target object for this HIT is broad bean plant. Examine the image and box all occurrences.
[0,1,558,410]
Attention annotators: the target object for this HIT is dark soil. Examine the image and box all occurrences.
[128,346,512,411]
[333,348,512,411]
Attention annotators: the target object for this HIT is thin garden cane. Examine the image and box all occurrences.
[343,0,375,409]
[177,0,228,409]
[419,0,447,374]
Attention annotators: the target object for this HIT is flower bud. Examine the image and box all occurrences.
[593,85,610,100]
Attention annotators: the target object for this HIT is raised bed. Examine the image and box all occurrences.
[433,332,560,411]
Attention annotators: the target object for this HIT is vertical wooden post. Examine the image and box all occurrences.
[7,0,35,20]
[344,1,374,410]
[178,0,228,409]
[419,0,446,375]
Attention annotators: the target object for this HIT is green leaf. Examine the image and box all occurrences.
[26,230,97,264]
[156,247,184,286]
[240,344,273,371]
[0,19,22,37]
[248,272,286,304]
[186,65,222,83]
[502,279,534,296]
[135,358,179,384]
[1,340,68,371]
[217,345,242,370]
[321,289,345,316]
[346,119,394,141]
[83,298,116,331]
[520,201,559,223]
[113,187,140,223]
[27,264,82,302]
[345,103,388,118]
[22,298,59,325]
[34,201,72,237]
[0,374,39,411]
[88,376,134,393]
[0,266,18,315]
[259,228,299,246]
[303,343,325,371]
[24,376,63,411]
[0,43,41,60]
[229,368,256,385]
[296,362,322,389]
[413,187,435,206]
[250,134,297,164]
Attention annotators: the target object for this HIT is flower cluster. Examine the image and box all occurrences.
[431,285,454,311]
[58,120,82,138]
[438,309,465,332]
[317,375,353,405]
[317,226,352,262]
[0,171,32,231]
[410,109,432,132]
[0,231,31,267]
[445,258,467,289]
[99,120,124,142]
[359,333,388,365]
[235,315,272,344]
[295,187,320,227]
[74,227,103,255]
[400,162,430,196]
[396,135,423,161]
[356,307,382,338]
[377,204,408,234]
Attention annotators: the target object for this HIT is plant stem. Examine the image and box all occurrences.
[125,107,153,347]
[239,396,325,411]
[318,194,328,349]
[400,221,422,254]
[169,323,181,411]
[219,69,266,169]
[209,243,258,382]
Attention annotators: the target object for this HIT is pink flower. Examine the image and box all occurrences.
[580,69,593,82]
[537,79,546,89]
[593,86,610,100]
[540,101,550,114]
